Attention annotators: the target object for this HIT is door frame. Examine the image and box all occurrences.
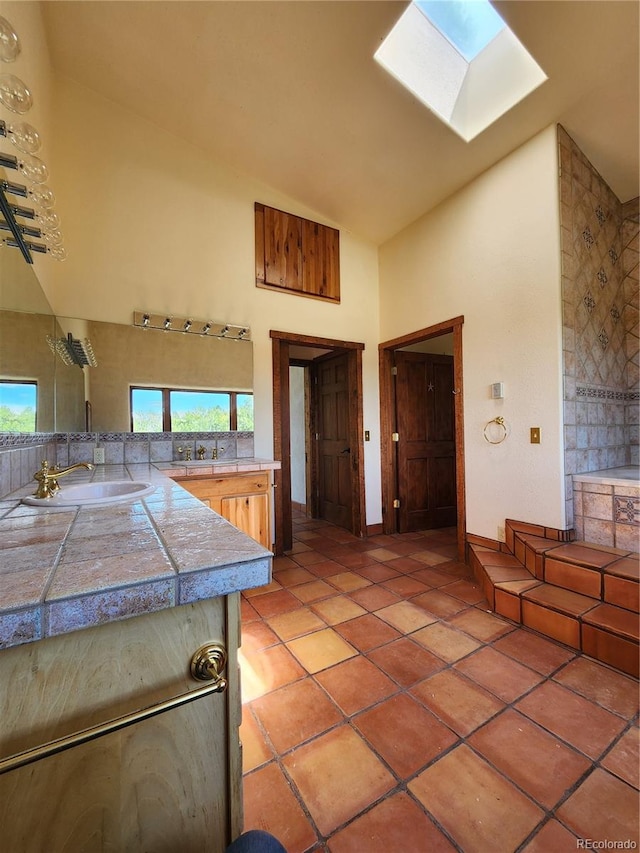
[271,330,366,555]
[378,316,466,562]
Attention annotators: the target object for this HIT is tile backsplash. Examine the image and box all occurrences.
[0,431,254,499]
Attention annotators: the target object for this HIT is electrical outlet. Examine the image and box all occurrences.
[93,447,105,464]
[497,525,505,542]
[530,427,541,444]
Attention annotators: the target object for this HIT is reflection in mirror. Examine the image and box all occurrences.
[0,223,58,431]
[0,309,56,430]
[1,221,253,433]
[54,318,253,433]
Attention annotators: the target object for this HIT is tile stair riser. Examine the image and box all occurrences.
[543,559,603,599]
[581,624,639,679]
[604,575,640,613]
[494,589,520,622]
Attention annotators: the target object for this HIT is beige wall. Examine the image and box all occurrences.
[379,127,565,540]
[48,75,382,521]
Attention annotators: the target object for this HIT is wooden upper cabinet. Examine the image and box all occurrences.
[255,202,340,303]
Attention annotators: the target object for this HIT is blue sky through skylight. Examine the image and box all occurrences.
[416,0,506,61]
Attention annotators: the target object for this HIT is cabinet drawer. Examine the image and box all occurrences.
[178,473,269,502]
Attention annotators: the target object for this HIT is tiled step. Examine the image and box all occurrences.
[506,520,639,612]
[470,540,639,678]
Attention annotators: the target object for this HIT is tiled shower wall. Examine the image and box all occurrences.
[0,431,254,500]
[558,125,639,525]
[0,434,57,501]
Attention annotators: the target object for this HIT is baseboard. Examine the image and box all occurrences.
[366,523,384,536]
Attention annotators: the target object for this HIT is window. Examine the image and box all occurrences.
[374,0,547,142]
[130,387,253,433]
[0,380,37,431]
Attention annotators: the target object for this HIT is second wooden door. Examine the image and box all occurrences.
[395,351,456,532]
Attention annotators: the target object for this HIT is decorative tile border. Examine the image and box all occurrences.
[0,433,56,448]
[576,386,639,401]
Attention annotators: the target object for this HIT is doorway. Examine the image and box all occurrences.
[271,330,366,555]
[379,316,466,562]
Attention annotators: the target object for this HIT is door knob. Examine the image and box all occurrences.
[341,447,351,454]
[190,643,228,692]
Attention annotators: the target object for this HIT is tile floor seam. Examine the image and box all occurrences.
[595,719,640,776]
[465,732,598,816]
[512,815,577,853]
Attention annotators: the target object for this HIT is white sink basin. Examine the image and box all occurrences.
[23,481,156,507]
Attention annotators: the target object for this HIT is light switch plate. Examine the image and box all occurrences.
[93,447,105,464]
[530,427,541,444]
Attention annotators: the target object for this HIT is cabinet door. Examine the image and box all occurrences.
[256,203,302,291]
[302,217,340,301]
[221,493,270,549]
[0,597,241,853]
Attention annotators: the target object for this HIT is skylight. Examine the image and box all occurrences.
[374,0,547,142]
[416,0,505,61]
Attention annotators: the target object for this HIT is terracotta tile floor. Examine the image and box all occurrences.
[240,515,639,852]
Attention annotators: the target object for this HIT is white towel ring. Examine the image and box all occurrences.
[483,416,507,444]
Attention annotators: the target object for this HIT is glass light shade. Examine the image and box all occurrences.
[0,74,32,113]
[41,228,63,246]
[27,184,55,210]
[47,244,66,261]
[34,209,60,229]
[17,153,48,184]
[0,17,20,63]
[5,120,41,154]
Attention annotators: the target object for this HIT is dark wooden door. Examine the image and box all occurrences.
[314,353,352,530]
[395,351,456,532]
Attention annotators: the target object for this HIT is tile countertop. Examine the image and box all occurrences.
[0,461,279,651]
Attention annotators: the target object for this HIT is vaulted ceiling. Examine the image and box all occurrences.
[42,1,639,244]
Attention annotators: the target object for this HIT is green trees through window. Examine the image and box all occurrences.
[0,381,37,432]
[131,387,253,433]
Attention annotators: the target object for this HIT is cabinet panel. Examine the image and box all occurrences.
[221,493,269,549]
[0,598,241,852]
[262,204,302,291]
[302,217,340,301]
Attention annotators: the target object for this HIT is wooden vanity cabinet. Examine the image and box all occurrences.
[178,471,272,550]
[0,596,242,853]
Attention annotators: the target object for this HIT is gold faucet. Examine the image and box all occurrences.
[211,447,218,460]
[197,445,206,460]
[33,460,95,499]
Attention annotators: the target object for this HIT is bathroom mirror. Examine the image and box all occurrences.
[0,252,253,433]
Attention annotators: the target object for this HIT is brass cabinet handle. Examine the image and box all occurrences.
[0,642,228,775]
